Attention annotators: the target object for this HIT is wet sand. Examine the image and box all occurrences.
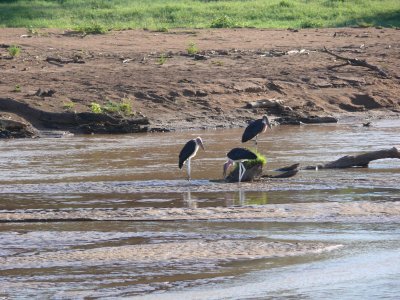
[2,201,399,223]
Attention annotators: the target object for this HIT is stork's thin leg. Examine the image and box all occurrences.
[187,158,191,181]
[254,136,258,150]
[237,163,241,183]
[239,163,245,183]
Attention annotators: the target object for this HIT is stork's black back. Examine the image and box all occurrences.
[178,139,196,168]
[242,118,266,143]
[227,148,257,161]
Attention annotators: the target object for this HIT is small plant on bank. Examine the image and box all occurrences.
[157,53,167,65]
[154,27,168,32]
[90,102,102,113]
[210,15,236,28]
[187,42,199,55]
[8,45,21,58]
[103,99,133,116]
[119,99,133,115]
[13,84,21,92]
[63,101,75,111]
[76,22,107,35]
[27,26,39,36]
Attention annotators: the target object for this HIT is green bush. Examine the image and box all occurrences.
[210,15,236,28]
[76,23,107,35]
[8,45,21,57]
[187,42,199,55]
[90,102,102,113]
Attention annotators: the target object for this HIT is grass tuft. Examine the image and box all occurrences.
[90,102,102,114]
[187,42,199,55]
[75,22,107,35]
[8,45,21,57]
[210,15,236,28]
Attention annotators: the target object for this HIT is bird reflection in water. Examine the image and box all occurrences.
[183,190,197,208]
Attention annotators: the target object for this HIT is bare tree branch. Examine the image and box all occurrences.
[323,47,390,78]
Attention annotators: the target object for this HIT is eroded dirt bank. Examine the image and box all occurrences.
[0,27,399,135]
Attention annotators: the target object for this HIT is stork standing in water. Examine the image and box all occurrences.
[242,115,272,148]
[223,148,257,183]
[178,137,205,181]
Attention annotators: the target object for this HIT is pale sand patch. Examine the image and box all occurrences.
[2,201,400,223]
[0,240,341,270]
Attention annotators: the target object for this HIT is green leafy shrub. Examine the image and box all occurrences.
[13,84,21,92]
[103,100,133,116]
[90,102,102,113]
[76,23,107,35]
[210,15,236,28]
[8,45,21,57]
[157,53,167,65]
[187,42,199,55]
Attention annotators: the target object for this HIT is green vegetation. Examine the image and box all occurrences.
[90,99,133,116]
[13,84,21,93]
[90,102,102,114]
[187,42,199,55]
[210,15,237,28]
[75,22,107,35]
[103,100,133,115]
[157,53,167,65]
[233,150,267,173]
[63,101,75,111]
[7,45,21,57]
[243,150,267,169]
[0,1,398,29]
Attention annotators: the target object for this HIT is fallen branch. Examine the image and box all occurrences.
[305,147,400,169]
[322,47,389,78]
[46,56,85,65]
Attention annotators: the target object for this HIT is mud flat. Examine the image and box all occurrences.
[2,201,399,223]
[0,239,341,270]
[1,28,399,134]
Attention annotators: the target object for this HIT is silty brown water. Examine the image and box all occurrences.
[0,120,399,298]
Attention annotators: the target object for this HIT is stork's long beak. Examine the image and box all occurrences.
[199,140,205,151]
[223,160,233,178]
[266,119,272,129]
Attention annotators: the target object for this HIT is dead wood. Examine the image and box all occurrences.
[322,47,389,78]
[46,56,85,65]
[262,163,300,178]
[305,147,400,169]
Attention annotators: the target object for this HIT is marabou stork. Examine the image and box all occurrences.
[223,148,257,183]
[178,137,205,180]
[242,115,272,147]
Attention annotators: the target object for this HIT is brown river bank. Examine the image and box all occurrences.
[0,27,399,136]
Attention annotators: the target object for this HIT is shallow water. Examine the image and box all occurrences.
[0,120,399,298]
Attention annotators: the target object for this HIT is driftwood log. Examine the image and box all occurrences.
[225,163,300,183]
[305,147,400,169]
[322,47,389,78]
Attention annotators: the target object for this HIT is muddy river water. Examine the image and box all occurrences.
[0,120,399,299]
